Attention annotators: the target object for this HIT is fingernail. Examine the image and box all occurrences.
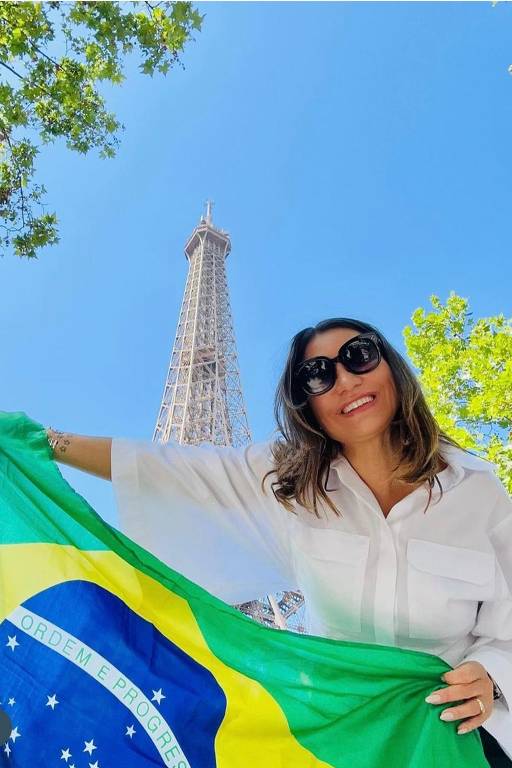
[458,727,468,735]
[425,694,441,704]
[440,711,454,721]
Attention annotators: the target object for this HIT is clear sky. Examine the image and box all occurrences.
[2,1,511,526]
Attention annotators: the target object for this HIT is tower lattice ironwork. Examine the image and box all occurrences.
[152,202,305,632]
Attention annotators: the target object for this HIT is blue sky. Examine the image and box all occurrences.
[2,1,511,526]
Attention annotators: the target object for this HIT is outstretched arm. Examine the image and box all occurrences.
[46,428,112,481]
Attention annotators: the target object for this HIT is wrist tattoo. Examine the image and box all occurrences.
[47,428,72,455]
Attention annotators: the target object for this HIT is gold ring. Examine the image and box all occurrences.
[476,697,485,715]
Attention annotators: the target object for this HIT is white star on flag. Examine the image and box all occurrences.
[89,761,100,768]
[151,688,166,705]
[6,635,19,651]
[60,747,72,761]
[4,743,11,757]
[10,726,21,742]
[46,693,59,709]
[8,698,15,706]
[83,739,97,755]
[125,724,136,738]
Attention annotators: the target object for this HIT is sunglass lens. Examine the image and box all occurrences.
[345,338,380,372]
[299,359,333,394]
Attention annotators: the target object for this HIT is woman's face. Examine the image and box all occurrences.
[301,327,399,447]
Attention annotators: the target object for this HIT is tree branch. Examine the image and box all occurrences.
[0,59,27,84]
[0,11,61,71]
[0,59,55,99]
[0,122,29,228]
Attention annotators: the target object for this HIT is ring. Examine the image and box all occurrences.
[476,697,485,715]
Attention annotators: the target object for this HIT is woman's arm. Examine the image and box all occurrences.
[46,428,112,481]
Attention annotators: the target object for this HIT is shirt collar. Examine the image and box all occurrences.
[328,440,494,495]
[437,441,495,474]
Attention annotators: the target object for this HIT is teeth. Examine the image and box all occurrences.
[342,395,375,414]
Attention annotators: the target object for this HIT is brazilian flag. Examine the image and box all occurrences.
[0,412,490,767]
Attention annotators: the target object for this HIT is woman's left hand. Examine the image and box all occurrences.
[425,661,494,734]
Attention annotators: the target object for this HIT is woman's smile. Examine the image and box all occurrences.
[339,393,377,417]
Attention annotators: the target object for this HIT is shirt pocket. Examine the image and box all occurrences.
[293,527,370,634]
[406,538,496,640]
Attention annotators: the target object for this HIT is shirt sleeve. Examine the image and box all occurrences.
[110,437,296,604]
[460,479,512,751]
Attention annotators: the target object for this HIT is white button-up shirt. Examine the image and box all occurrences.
[111,437,512,757]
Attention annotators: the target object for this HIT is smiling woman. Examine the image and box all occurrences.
[47,315,512,765]
[266,317,451,519]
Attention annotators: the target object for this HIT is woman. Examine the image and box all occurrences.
[47,317,512,766]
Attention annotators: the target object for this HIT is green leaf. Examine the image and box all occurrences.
[403,293,512,493]
[0,0,202,259]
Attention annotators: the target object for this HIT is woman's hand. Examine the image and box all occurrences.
[425,661,494,734]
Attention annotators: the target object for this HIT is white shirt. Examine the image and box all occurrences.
[111,436,512,757]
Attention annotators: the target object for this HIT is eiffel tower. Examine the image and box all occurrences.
[152,201,305,632]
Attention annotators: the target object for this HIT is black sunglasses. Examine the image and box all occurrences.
[294,332,383,398]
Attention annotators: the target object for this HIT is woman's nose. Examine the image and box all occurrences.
[332,361,363,391]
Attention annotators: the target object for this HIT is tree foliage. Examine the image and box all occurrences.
[0,1,203,259]
[403,292,512,493]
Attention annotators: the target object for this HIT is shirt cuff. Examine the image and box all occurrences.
[110,438,144,541]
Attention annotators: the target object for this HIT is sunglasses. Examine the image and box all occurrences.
[294,332,383,398]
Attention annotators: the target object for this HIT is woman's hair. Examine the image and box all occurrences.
[261,316,468,518]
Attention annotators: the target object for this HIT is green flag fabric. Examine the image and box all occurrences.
[0,411,490,767]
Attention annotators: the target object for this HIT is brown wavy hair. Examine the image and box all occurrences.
[261,317,468,518]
